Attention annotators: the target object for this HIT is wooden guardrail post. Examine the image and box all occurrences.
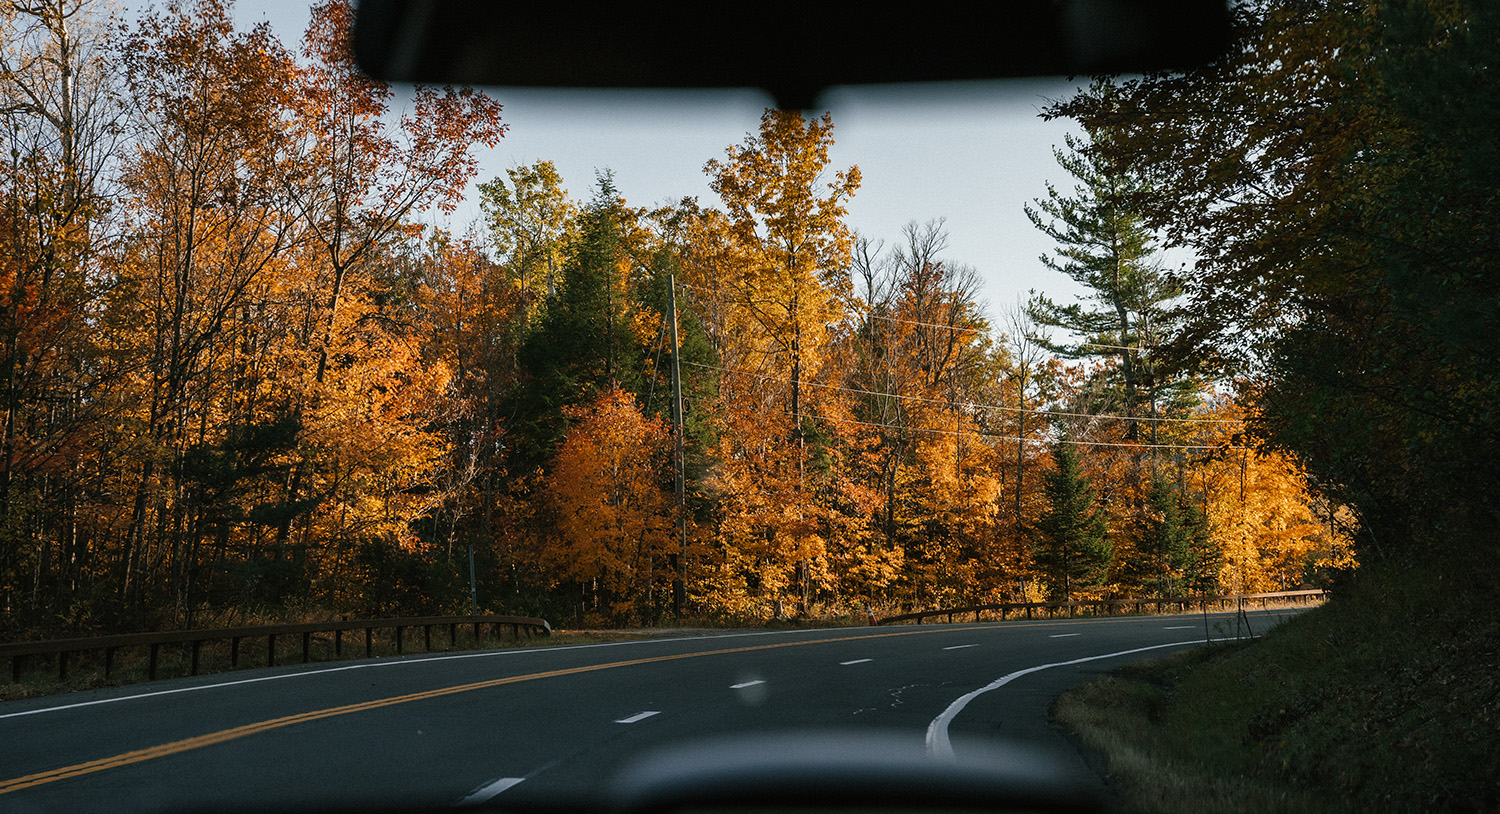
[871,589,1326,627]
[3,614,551,685]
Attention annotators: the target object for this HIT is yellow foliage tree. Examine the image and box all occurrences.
[696,110,862,616]
[1197,400,1358,592]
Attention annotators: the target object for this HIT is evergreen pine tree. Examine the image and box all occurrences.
[508,174,643,471]
[1132,473,1194,597]
[1028,440,1112,601]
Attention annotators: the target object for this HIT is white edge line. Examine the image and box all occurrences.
[942,644,978,650]
[840,658,873,665]
[614,710,661,724]
[458,776,524,806]
[925,639,1202,759]
[1048,633,1081,638]
[1162,625,1196,630]
[0,627,846,721]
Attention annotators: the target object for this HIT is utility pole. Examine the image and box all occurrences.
[669,275,687,617]
[467,542,478,614]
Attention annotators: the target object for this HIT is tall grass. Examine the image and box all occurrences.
[1054,551,1500,813]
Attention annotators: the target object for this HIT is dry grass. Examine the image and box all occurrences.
[1053,551,1500,813]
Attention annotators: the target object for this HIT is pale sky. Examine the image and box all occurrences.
[228,2,1092,321]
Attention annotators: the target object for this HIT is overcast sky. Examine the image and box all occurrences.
[228,2,1092,322]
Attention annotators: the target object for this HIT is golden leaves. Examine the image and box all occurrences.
[540,388,675,621]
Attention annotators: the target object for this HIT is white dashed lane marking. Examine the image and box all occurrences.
[614,711,660,724]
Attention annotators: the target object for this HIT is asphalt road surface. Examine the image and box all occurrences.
[0,608,1303,812]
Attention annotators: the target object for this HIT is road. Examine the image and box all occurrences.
[0,608,1301,812]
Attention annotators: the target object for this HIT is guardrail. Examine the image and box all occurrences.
[876,589,1326,625]
[2,614,551,684]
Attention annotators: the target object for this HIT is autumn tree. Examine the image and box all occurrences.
[268,0,505,580]
[845,221,1003,606]
[1045,0,1500,561]
[0,0,120,629]
[386,230,526,610]
[698,109,861,615]
[541,387,675,624]
[108,0,301,619]
[705,109,859,433]
[478,160,577,323]
[995,301,1051,574]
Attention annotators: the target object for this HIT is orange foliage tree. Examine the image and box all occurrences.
[540,388,675,624]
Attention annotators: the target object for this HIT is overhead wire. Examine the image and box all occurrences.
[746,405,1240,451]
[672,280,1235,425]
[669,279,1244,449]
[684,360,1240,426]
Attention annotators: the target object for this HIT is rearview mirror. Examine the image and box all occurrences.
[353,0,1232,109]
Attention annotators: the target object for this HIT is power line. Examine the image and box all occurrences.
[685,360,1240,426]
[676,280,986,336]
[673,281,1228,425]
[747,405,1239,452]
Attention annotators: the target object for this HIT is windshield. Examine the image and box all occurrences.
[7,0,1486,812]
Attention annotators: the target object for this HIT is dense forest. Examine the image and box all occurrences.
[1,0,1401,636]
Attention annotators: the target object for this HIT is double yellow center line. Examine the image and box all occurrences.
[1,625,985,795]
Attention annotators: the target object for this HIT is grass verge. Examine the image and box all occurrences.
[1054,554,1500,813]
